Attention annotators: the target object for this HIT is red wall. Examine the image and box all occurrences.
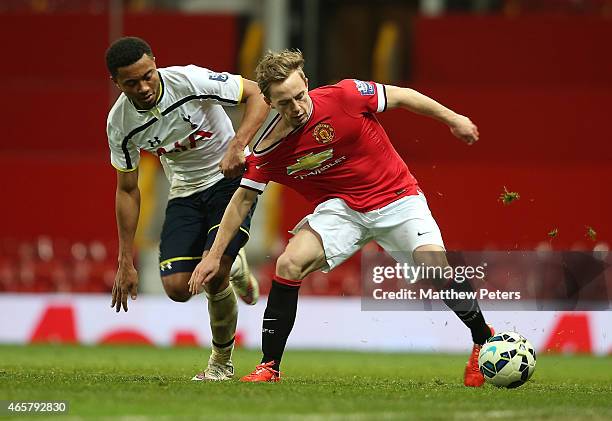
[411,16,612,88]
[1,152,116,241]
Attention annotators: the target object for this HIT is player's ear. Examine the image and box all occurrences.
[110,76,120,89]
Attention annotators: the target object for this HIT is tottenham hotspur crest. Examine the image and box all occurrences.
[182,114,198,130]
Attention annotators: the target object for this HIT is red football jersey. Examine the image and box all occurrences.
[241,79,419,212]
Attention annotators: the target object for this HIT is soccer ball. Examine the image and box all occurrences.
[478,331,536,388]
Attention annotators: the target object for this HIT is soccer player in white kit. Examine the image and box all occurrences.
[105,37,269,380]
[189,50,494,386]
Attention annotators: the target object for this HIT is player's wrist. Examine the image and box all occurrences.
[205,248,224,261]
[117,254,135,267]
[229,134,249,149]
[445,112,464,128]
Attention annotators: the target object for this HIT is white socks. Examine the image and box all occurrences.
[206,284,238,363]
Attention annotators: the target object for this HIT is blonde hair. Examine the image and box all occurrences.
[255,49,306,99]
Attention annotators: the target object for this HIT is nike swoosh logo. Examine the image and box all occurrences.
[417,232,431,236]
[256,162,270,170]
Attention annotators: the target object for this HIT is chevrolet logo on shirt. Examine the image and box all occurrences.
[286,149,334,175]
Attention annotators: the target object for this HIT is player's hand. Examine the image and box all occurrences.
[111,264,138,312]
[219,140,246,178]
[449,114,479,145]
[188,256,221,295]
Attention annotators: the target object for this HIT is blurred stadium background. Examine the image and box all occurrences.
[0,0,610,355]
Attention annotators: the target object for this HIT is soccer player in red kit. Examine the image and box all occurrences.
[189,50,493,386]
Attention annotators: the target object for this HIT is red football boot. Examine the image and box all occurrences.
[240,361,281,383]
[464,326,495,387]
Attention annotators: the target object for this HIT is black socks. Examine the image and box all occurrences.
[440,278,492,345]
[261,278,300,371]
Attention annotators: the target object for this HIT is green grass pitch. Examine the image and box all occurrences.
[0,345,611,420]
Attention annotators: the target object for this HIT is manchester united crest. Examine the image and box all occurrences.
[313,122,335,144]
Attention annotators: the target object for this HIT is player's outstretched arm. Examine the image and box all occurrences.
[188,187,258,294]
[111,170,140,312]
[384,85,479,145]
[220,79,270,178]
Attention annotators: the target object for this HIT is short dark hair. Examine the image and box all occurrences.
[105,37,154,78]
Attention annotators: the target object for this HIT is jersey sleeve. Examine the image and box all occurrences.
[337,79,387,115]
[108,123,140,172]
[240,154,270,194]
[183,65,244,106]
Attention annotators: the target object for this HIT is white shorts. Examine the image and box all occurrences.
[291,193,445,272]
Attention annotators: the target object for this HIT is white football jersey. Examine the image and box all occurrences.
[107,65,246,199]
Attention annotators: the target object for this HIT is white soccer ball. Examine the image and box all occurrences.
[478,331,536,388]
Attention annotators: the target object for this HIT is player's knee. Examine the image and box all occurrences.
[413,245,448,268]
[276,252,308,280]
[205,273,230,295]
[205,262,231,295]
[165,288,191,302]
[161,274,191,302]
